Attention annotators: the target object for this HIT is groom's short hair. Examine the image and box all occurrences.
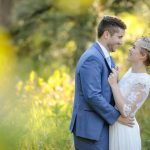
[97,16,126,38]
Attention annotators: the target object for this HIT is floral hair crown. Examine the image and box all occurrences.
[139,36,150,52]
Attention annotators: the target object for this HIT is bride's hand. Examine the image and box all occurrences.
[108,69,118,86]
[115,66,120,78]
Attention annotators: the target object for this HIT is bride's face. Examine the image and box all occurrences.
[127,40,143,63]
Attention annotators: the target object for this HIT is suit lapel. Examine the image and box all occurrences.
[93,42,113,72]
[110,56,116,68]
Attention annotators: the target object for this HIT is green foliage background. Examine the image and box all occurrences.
[0,0,150,149]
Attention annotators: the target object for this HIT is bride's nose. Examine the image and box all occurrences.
[128,49,132,54]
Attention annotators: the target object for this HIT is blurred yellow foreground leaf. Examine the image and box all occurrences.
[0,27,16,91]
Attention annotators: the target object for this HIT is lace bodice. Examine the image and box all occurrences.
[118,68,150,117]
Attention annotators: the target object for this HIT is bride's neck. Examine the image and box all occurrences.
[131,63,147,73]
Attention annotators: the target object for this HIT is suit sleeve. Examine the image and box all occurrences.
[79,56,120,125]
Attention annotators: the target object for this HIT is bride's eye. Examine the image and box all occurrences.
[132,45,135,49]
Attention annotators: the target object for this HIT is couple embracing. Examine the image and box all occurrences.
[70,16,150,150]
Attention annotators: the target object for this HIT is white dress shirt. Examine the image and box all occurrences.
[96,41,111,68]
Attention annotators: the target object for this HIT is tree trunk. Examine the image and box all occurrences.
[0,0,13,27]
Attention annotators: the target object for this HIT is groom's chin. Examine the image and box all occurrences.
[111,49,116,52]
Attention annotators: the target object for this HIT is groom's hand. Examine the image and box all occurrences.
[118,115,135,127]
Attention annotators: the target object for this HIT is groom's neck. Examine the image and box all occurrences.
[98,39,109,52]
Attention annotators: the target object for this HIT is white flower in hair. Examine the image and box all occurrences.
[139,37,150,51]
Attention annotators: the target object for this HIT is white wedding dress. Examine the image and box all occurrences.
[109,68,150,150]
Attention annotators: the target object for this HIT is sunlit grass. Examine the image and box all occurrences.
[0,69,74,149]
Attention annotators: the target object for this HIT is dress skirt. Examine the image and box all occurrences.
[109,118,141,150]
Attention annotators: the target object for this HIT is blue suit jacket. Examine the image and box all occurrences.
[70,42,120,141]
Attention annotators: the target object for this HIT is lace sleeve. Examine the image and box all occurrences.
[123,82,149,117]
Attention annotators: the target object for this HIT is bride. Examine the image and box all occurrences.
[108,37,150,150]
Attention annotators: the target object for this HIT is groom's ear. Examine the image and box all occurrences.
[103,30,110,39]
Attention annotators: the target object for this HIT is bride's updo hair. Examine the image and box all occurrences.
[139,37,150,66]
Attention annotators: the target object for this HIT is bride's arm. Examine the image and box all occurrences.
[108,76,126,117]
[108,69,148,117]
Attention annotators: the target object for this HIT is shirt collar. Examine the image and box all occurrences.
[96,41,110,58]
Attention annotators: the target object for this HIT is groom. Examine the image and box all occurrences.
[70,16,134,150]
